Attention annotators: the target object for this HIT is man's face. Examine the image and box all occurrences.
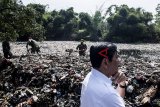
[107,52,120,76]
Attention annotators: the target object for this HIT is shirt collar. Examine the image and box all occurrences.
[91,68,112,85]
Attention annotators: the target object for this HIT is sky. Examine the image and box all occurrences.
[22,0,160,15]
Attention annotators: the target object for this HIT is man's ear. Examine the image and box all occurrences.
[103,58,108,65]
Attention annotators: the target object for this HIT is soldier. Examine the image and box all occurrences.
[26,37,40,54]
[2,37,13,59]
[76,39,87,56]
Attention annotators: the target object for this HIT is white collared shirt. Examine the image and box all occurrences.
[80,68,125,107]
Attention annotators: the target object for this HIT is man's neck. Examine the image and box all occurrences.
[95,67,110,78]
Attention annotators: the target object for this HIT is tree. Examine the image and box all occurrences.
[106,5,156,43]
[44,7,78,40]
[155,4,160,24]
[0,0,45,41]
[27,3,46,24]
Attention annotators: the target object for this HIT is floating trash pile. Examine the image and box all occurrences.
[0,54,91,107]
[119,49,160,107]
[0,42,160,107]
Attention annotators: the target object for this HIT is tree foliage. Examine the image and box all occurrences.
[0,0,44,41]
[106,5,159,43]
[0,1,160,43]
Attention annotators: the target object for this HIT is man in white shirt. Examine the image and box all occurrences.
[80,43,127,107]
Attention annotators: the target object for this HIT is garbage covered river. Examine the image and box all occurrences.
[0,41,160,107]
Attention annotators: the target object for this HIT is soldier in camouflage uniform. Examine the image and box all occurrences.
[2,37,13,59]
[76,39,87,56]
[26,37,40,54]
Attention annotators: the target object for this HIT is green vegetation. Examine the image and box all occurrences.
[1,0,160,43]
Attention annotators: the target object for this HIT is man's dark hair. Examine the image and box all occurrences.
[90,43,117,68]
